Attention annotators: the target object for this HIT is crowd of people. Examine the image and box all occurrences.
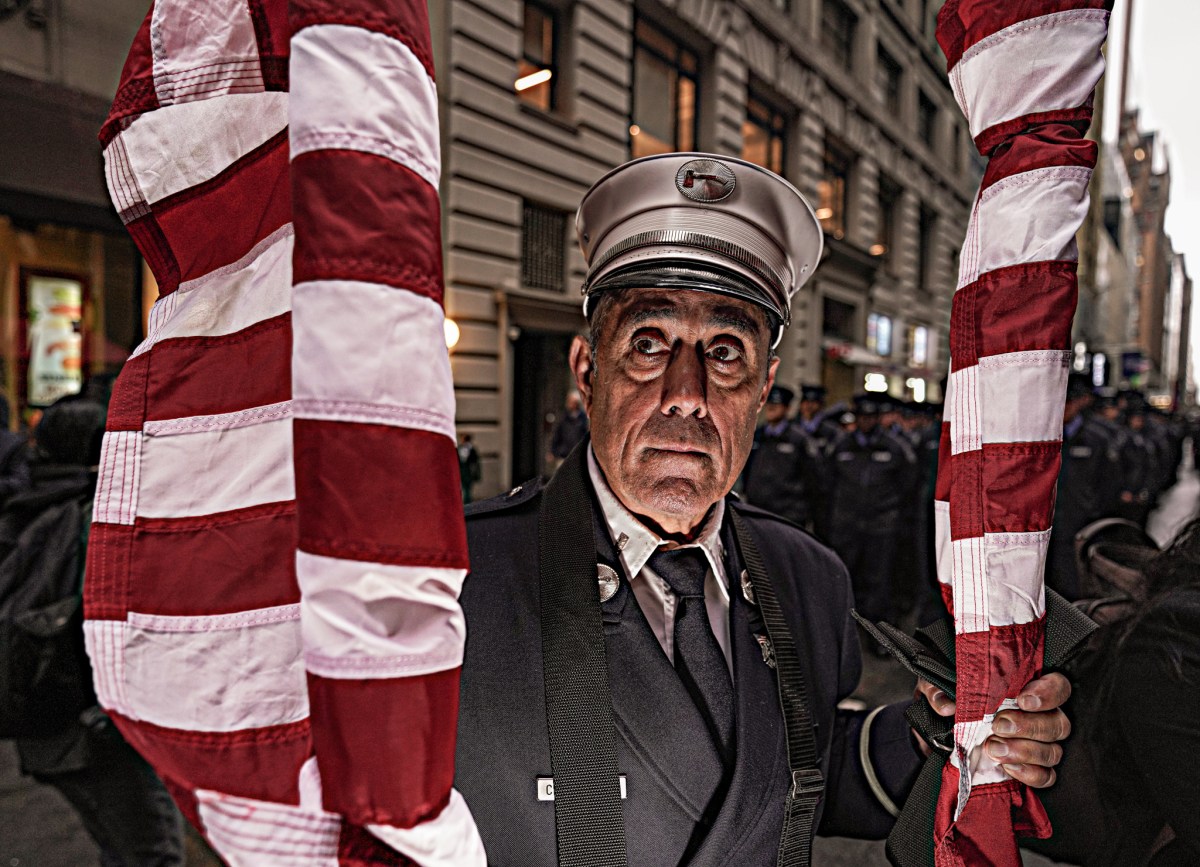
[739,374,1198,637]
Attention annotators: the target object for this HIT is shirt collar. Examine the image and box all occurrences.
[587,446,728,594]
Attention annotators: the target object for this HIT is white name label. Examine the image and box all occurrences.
[536,775,627,801]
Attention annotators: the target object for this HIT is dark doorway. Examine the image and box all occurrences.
[511,328,577,485]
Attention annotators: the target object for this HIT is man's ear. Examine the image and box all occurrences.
[758,356,780,411]
[569,335,594,411]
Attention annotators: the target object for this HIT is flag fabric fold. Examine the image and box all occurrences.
[931,2,1108,864]
[84,0,484,863]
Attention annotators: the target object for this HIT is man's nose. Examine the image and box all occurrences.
[660,342,707,418]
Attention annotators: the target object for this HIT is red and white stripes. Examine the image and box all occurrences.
[932,2,1108,864]
[84,0,482,862]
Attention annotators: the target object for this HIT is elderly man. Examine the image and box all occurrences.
[454,154,1068,866]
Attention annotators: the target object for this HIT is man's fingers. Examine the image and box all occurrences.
[985,736,1062,769]
[915,680,956,717]
[998,762,1057,789]
[992,708,1071,743]
[1016,672,1071,712]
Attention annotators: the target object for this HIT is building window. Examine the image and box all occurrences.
[908,324,929,366]
[918,204,938,292]
[875,45,901,115]
[823,296,857,341]
[918,90,937,148]
[516,2,557,111]
[631,19,699,159]
[867,311,893,357]
[817,140,852,238]
[950,121,964,175]
[521,202,567,292]
[872,175,901,271]
[822,0,857,71]
[742,93,787,174]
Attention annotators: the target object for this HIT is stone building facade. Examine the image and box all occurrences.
[430,0,978,494]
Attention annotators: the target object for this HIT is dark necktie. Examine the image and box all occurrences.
[647,547,735,759]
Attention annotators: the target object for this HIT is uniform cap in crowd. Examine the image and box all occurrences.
[767,385,795,406]
[852,394,881,416]
[576,153,823,347]
[800,384,826,403]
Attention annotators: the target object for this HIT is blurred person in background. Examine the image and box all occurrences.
[0,396,31,509]
[548,389,588,469]
[742,385,823,529]
[0,394,183,867]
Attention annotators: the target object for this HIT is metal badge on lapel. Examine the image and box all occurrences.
[597,564,620,602]
[756,634,776,669]
[740,569,756,605]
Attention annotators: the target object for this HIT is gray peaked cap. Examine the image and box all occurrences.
[576,152,823,347]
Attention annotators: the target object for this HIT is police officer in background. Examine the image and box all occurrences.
[1093,390,1153,527]
[794,384,840,452]
[824,395,919,633]
[742,385,822,528]
[1048,374,1122,600]
[453,153,1071,866]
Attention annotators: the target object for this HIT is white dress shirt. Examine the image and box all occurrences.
[587,447,734,676]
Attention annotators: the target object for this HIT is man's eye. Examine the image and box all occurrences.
[633,336,667,355]
[707,344,743,363]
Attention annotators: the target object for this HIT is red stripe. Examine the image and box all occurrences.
[145,314,292,421]
[84,522,133,620]
[106,352,151,431]
[934,768,1049,864]
[127,214,183,298]
[289,0,436,81]
[130,502,299,616]
[936,0,1108,72]
[307,670,459,828]
[935,423,952,502]
[154,130,291,292]
[949,449,983,541]
[950,262,1078,369]
[247,0,290,90]
[975,106,1095,159]
[291,150,443,303]
[100,9,158,146]
[982,124,1098,191]
[982,442,1061,534]
[952,618,1046,714]
[109,711,312,827]
[338,824,420,867]
[294,420,468,568]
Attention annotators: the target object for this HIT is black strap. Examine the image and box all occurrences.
[539,445,629,867]
[729,510,824,867]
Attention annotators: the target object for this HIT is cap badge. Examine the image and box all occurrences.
[676,158,736,203]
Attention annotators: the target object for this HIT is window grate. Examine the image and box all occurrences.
[522,202,567,292]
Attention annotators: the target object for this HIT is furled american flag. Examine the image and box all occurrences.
[84,0,484,863]
[932,1,1109,863]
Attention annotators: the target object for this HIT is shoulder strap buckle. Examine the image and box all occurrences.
[791,768,824,798]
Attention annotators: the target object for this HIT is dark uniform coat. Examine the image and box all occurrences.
[455,448,920,866]
[742,421,822,527]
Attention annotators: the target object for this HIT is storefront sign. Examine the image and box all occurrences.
[26,274,84,407]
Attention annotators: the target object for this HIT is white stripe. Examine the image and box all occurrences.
[984,531,1050,626]
[974,166,1092,276]
[122,615,307,731]
[103,134,147,216]
[84,620,130,716]
[298,552,466,679]
[368,790,487,867]
[950,10,1108,140]
[290,24,440,189]
[150,0,263,105]
[132,226,293,359]
[94,431,141,525]
[109,93,288,205]
[934,499,952,589]
[138,414,294,519]
[143,400,292,438]
[951,536,988,635]
[948,365,981,455]
[978,350,1071,445]
[128,603,300,633]
[196,790,340,867]
[292,281,457,441]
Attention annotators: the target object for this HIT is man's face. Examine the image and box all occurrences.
[764,402,789,424]
[571,288,777,535]
[857,413,879,434]
[799,398,821,419]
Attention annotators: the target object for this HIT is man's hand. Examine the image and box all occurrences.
[914,673,1071,788]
